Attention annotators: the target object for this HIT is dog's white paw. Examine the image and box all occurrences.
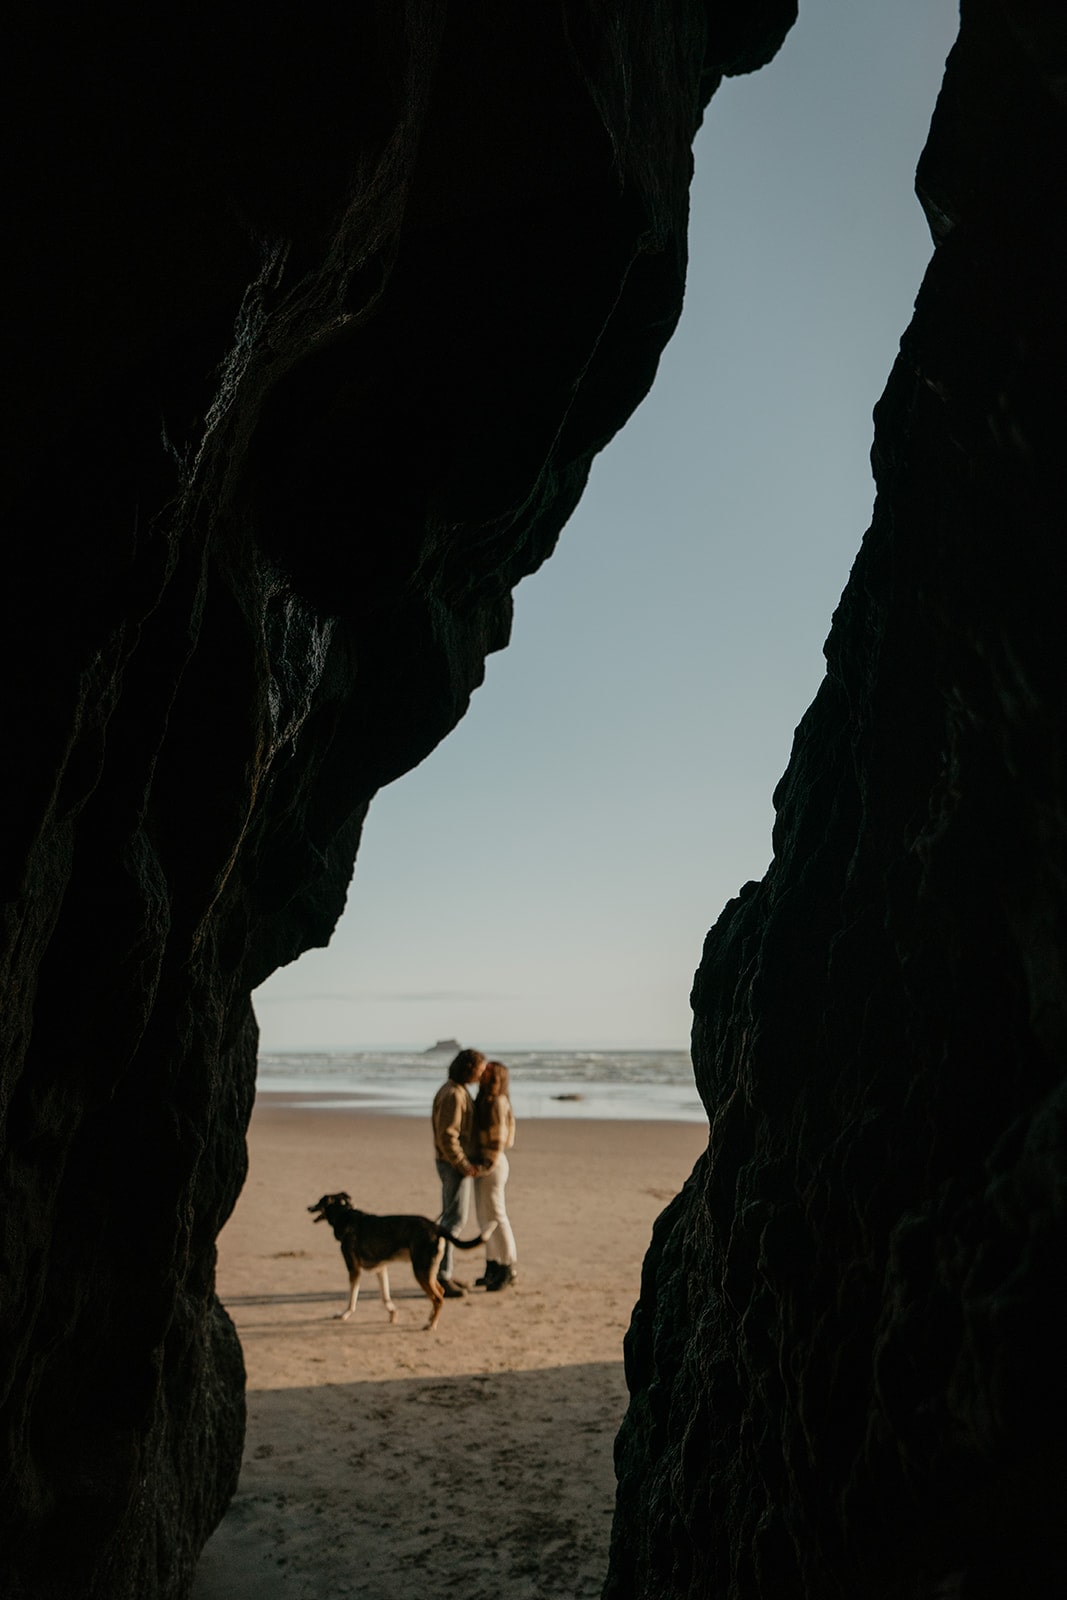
[336,1310,353,1321]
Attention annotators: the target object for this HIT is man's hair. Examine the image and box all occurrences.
[448,1047,486,1084]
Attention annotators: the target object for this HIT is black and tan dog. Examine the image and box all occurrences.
[308,1191,486,1331]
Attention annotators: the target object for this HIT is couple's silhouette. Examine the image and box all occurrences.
[431,1048,518,1294]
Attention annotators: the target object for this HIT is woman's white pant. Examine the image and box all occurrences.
[474,1154,517,1265]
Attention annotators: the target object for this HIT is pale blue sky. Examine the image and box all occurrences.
[255,2,960,1053]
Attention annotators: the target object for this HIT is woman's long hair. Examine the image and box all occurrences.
[473,1060,509,1131]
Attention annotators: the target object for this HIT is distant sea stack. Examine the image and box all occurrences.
[4,5,1066,1600]
[424,1039,463,1055]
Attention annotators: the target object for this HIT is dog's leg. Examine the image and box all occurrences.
[425,1282,444,1332]
[413,1239,446,1331]
[376,1266,398,1324]
[337,1263,362,1321]
[414,1266,445,1332]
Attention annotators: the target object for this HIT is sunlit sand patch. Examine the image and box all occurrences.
[192,1104,706,1596]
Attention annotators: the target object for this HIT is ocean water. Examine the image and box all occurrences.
[256,1048,707,1123]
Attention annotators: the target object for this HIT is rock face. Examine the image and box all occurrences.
[609,4,1067,1597]
[4,2,1064,1597]
[1,5,796,1598]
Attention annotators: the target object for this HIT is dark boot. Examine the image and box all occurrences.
[485,1264,517,1291]
[476,1261,503,1288]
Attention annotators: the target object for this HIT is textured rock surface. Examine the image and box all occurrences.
[0,5,796,1598]
[610,3,1067,1596]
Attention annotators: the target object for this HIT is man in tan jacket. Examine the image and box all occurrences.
[431,1047,486,1293]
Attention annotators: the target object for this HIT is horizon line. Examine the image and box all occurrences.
[256,1041,691,1055]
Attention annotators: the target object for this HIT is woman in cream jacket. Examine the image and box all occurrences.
[472,1060,518,1289]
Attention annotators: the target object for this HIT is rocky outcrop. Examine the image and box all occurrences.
[0,5,796,1597]
[609,3,1067,1596]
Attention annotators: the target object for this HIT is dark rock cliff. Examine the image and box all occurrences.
[610,3,1067,1597]
[5,2,1064,1597]
[1,5,797,1598]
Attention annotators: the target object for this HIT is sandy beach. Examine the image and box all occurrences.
[191,1097,707,1600]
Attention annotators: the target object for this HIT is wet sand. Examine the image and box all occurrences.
[191,1098,707,1600]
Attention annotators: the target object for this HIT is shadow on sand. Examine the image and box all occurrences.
[192,1362,624,1600]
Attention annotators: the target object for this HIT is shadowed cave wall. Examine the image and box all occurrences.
[610,4,1067,1597]
[1,4,792,1596]
[1,3,1064,1599]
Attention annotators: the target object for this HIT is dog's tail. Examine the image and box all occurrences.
[440,1221,496,1250]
